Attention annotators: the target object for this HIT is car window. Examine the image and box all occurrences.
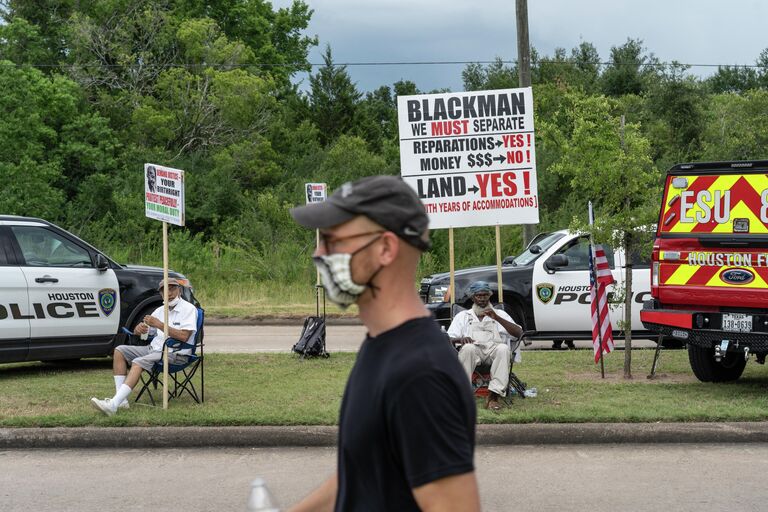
[0,230,11,265]
[628,246,651,269]
[11,226,93,268]
[514,232,565,266]
[555,237,615,271]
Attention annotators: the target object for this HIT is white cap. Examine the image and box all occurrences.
[250,478,265,487]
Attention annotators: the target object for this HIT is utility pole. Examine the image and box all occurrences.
[516,0,537,248]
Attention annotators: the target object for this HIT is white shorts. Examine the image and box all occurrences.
[114,345,188,371]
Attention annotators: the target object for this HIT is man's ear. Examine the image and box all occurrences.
[378,232,400,266]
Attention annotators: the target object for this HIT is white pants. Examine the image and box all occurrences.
[458,341,510,396]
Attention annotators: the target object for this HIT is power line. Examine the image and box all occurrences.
[0,59,765,69]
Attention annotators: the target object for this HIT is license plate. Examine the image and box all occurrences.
[722,313,752,333]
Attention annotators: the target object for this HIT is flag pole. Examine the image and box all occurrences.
[589,201,606,379]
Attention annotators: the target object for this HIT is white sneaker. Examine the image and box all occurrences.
[90,397,117,416]
[118,400,130,410]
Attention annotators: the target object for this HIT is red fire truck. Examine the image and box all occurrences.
[641,161,768,382]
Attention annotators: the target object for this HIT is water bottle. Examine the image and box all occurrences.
[523,387,537,398]
[246,478,280,512]
[140,323,149,341]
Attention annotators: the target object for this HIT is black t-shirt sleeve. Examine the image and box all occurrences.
[387,371,475,488]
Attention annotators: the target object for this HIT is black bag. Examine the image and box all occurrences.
[293,316,329,358]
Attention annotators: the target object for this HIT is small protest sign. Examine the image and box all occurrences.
[145,163,185,226]
[305,183,327,204]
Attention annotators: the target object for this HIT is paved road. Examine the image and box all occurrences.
[203,324,660,353]
[2,444,766,511]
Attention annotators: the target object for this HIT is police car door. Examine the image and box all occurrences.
[10,223,120,359]
[0,226,30,362]
[532,236,618,334]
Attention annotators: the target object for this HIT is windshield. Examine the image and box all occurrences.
[512,232,566,266]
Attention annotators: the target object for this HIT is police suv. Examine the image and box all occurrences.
[0,215,197,363]
[420,230,654,340]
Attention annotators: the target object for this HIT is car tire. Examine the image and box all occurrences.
[688,344,747,382]
[506,302,526,331]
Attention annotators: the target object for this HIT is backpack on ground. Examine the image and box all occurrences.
[293,315,329,358]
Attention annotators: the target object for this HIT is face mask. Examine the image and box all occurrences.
[167,296,181,308]
[312,236,382,308]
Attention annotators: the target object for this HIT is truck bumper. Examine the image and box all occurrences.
[641,301,768,352]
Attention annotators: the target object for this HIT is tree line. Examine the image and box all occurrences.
[2,0,768,289]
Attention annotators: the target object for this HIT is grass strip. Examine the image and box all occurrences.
[2,350,768,427]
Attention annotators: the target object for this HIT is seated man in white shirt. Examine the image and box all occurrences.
[90,277,198,416]
[448,281,522,411]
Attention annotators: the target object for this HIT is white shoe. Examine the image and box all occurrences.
[118,400,130,410]
[90,397,117,416]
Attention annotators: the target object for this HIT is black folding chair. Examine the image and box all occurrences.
[134,308,205,405]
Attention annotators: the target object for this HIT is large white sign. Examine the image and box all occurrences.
[305,182,327,204]
[144,163,185,226]
[397,87,538,229]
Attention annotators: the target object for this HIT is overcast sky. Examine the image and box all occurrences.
[274,0,768,93]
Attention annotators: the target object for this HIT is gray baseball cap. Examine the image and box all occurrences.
[290,175,431,251]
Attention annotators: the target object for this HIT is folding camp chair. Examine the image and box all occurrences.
[134,308,205,406]
[451,304,528,400]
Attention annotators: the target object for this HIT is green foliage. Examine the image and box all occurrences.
[550,94,660,239]
[0,62,117,218]
[699,90,768,161]
[6,5,768,313]
[308,45,362,145]
[601,38,659,97]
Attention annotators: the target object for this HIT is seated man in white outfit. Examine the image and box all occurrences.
[448,281,522,411]
[90,277,198,416]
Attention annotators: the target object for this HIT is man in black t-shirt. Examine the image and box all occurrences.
[289,176,480,512]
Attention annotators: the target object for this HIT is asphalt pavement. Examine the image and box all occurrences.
[201,323,660,353]
[5,444,768,512]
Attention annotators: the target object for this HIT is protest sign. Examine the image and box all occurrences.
[397,87,538,229]
[145,163,185,226]
[305,183,327,204]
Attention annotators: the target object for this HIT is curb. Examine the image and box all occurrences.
[3,422,768,449]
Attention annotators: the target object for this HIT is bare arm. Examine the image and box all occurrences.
[484,309,523,339]
[143,315,193,342]
[412,472,481,512]
[288,474,337,512]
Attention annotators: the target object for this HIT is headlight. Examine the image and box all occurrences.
[428,285,449,304]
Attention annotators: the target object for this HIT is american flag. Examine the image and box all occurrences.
[589,244,616,363]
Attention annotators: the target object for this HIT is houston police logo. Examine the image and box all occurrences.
[98,289,117,316]
[536,283,555,304]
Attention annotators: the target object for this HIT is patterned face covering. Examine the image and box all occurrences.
[312,236,382,308]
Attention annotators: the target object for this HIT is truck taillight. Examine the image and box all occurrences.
[652,262,660,287]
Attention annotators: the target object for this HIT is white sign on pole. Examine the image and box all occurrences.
[305,183,327,204]
[144,164,185,226]
[397,87,538,229]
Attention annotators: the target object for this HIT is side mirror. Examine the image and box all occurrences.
[529,244,542,254]
[502,256,515,265]
[94,253,109,271]
[544,254,568,273]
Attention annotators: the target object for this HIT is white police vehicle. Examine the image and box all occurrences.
[420,230,654,341]
[0,215,197,363]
